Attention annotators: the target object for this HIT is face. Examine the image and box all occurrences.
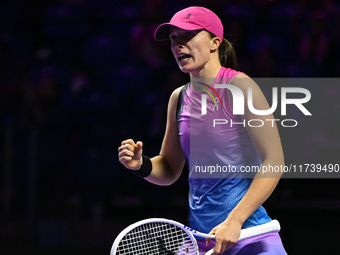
[169,27,217,74]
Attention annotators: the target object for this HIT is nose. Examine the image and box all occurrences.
[171,37,185,50]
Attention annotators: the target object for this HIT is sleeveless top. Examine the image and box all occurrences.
[176,67,271,234]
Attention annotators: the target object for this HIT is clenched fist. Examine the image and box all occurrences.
[118,139,144,170]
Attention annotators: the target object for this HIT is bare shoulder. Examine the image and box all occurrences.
[168,85,185,108]
[231,73,259,91]
[170,85,185,99]
[163,85,186,123]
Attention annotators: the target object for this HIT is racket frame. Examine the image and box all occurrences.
[110,218,281,255]
[110,218,199,255]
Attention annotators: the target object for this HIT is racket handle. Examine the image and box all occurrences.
[195,219,280,240]
[203,220,281,255]
[238,219,280,241]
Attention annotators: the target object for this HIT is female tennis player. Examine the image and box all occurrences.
[118,6,287,255]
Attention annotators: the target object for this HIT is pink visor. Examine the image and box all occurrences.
[154,6,224,42]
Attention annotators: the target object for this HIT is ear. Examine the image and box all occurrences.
[210,37,221,52]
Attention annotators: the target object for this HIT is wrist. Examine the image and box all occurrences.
[226,210,246,226]
[130,155,152,178]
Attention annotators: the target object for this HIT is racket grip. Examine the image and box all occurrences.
[204,220,281,255]
[204,249,214,255]
[238,219,280,241]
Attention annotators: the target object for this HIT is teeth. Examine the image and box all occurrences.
[178,53,191,61]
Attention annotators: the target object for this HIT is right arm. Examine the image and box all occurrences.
[118,86,186,186]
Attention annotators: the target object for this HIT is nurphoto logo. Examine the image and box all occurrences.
[199,83,311,128]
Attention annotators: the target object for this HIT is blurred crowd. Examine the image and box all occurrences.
[0,0,340,242]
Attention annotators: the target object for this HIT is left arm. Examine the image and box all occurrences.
[209,73,284,254]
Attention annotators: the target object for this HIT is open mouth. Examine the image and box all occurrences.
[178,54,192,62]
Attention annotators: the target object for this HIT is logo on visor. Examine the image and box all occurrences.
[186,13,191,19]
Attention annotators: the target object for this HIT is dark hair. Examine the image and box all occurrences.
[208,32,239,70]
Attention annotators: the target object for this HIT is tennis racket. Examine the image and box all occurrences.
[110,218,280,255]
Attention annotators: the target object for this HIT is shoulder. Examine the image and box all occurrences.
[169,85,186,106]
[170,85,185,99]
[167,85,187,121]
[231,73,271,117]
[231,73,260,92]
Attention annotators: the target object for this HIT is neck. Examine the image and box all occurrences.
[190,60,222,89]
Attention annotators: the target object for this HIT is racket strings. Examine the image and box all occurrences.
[115,222,197,255]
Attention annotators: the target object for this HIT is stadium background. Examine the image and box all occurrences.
[0,0,339,254]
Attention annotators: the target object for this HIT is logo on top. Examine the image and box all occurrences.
[197,82,222,114]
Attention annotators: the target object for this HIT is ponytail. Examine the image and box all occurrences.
[208,31,239,70]
[219,38,239,70]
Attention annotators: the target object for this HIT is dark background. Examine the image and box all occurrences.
[0,0,339,254]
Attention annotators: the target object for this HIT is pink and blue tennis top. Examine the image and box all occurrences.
[176,67,272,235]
